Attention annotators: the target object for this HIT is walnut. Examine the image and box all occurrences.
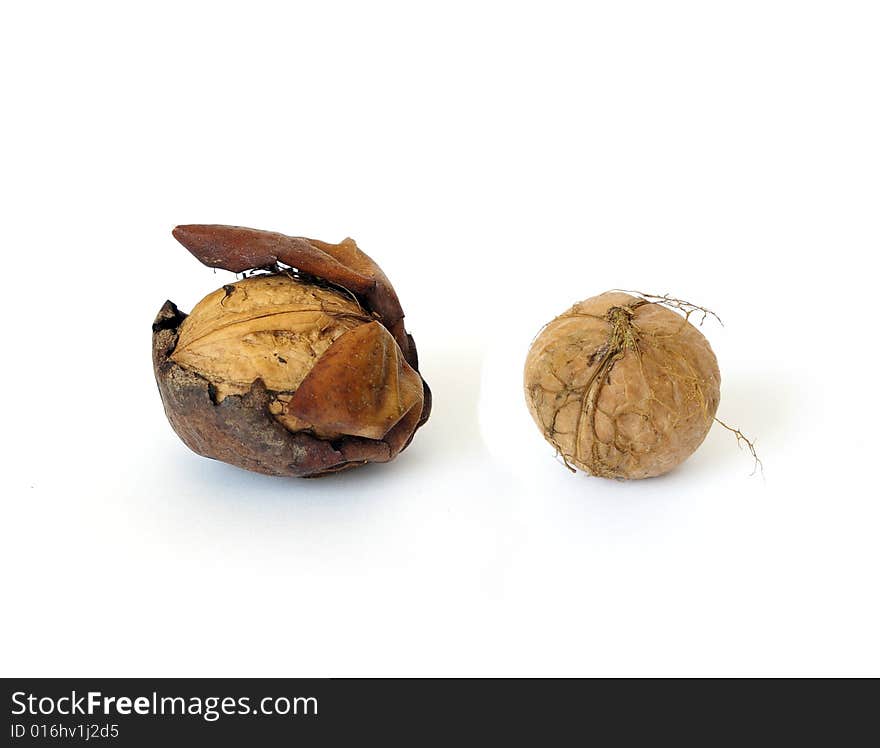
[153,225,430,477]
[524,291,721,479]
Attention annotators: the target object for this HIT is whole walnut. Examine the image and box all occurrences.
[524,291,721,479]
[152,225,430,477]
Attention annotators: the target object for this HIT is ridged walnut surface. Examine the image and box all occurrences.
[172,275,369,403]
[523,292,720,479]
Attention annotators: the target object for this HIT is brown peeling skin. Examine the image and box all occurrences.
[283,321,424,441]
[153,226,430,478]
[171,225,412,364]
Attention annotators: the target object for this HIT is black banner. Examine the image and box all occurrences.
[3,678,874,745]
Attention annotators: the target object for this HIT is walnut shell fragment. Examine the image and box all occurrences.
[524,291,720,479]
[153,225,431,477]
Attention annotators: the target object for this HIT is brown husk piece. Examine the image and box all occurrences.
[171,224,414,365]
[283,321,424,441]
[153,226,430,477]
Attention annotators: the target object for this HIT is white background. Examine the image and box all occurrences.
[2,1,878,676]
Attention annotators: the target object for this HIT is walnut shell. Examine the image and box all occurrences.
[524,291,720,479]
[153,226,430,477]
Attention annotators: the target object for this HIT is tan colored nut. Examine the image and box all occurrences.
[524,291,720,479]
[173,275,367,400]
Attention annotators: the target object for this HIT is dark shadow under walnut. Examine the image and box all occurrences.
[152,226,431,478]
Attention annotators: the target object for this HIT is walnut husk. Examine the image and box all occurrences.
[524,291,721,479]
[153,226,430,477]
